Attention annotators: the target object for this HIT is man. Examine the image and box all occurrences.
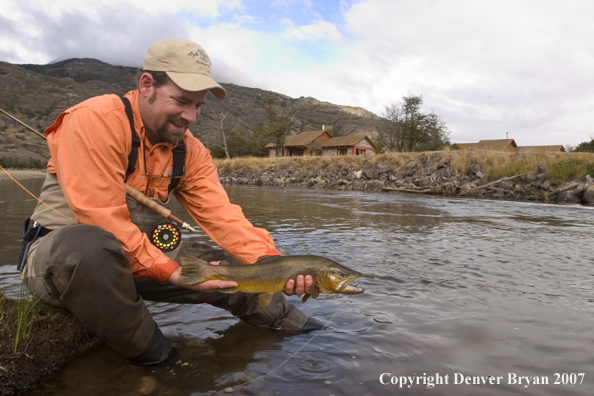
[18,38,322,365]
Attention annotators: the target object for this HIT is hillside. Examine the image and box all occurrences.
[0,58,380,165]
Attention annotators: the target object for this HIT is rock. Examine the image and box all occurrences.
[540,180,552,190]
[557,189,582,204]
[468,164,481,176]
[582,186,594,205]
[134,376,158,395]
[525,173,539,183]
[583,175,593,185]
[362,168,374,179]
[353,170,362,179]
[497,180,515,190]
[537,164,547,174]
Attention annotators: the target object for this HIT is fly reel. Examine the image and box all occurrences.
[150,223,181,251]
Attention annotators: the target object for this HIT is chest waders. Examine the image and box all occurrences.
[121,96,185,253]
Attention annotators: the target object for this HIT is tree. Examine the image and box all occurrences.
[378,94,450,152]
[209,110,234,159]
[378,102,404,151]
[574,137,594,152]
[255,94,301,156]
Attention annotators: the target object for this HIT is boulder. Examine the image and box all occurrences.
[557,189,582,204]
[582,186,594,205]
[524,173,539,183]
[468,164,481,176]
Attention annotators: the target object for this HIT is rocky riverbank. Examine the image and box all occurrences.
[217,153,594,206]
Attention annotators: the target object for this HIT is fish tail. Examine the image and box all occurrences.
[179,255,209,285]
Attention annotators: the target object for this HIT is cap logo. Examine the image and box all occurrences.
[187,50,211,70]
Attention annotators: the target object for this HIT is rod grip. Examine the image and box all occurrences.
[124,184,172,218]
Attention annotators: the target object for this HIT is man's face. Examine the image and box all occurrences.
[141,78,207,144]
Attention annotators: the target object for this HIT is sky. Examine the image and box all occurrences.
[1,0,593,148]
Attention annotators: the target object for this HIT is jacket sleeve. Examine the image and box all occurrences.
[46,101,179,281]
[174,138,282,264]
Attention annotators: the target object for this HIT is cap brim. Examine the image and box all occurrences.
[166,72,227,99]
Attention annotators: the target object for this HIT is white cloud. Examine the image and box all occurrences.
[18,0,242,18]
[1,0,593,146]
[285,20,345,42]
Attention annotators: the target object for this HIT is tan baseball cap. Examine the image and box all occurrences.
[143,38,226,99]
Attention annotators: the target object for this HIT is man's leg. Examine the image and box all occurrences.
[22,224,174,364]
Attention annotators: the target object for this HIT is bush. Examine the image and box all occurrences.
[0,157,47,169]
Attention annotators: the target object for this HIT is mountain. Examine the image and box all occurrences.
[0,58,380,164]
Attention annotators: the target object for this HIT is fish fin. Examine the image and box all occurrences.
[301,286,320,304]
[311,285,320,299]
[218,287,239,294]
[258,292,274,306]
[179,256,208,285]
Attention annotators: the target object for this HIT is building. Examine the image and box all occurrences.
[320,135,376,156]
[457,139,565,153]
[514,145,565,153]
[266,130,376,157]
[457,139,518,152]
[265,130,332,157]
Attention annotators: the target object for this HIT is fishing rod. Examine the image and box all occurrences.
[0,107,196,233]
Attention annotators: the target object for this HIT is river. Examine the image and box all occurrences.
[1,175,593,395]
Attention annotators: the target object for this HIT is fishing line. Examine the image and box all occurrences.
[229,304,343,391]
[0,163,76,222]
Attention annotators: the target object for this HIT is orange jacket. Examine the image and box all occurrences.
[45,90,281,281]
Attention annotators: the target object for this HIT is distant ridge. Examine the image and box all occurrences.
[0,58,379,162]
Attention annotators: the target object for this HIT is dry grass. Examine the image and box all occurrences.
[213,151,594,183]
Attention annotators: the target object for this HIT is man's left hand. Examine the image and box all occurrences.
[285,274,314,296]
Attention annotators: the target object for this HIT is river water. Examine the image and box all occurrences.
[1,175,593,395]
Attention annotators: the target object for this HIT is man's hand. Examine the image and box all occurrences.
[284,274,314,296]
[168,266,237,293]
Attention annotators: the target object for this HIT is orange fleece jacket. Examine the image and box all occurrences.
[44,90,281,281]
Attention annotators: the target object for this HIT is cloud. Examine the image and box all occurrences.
[1,0,593,146]
[285,20,345,42]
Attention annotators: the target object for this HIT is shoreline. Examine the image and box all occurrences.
[0,169,46,180]
[215,152,594,206]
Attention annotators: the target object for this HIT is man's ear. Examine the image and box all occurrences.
[138,73,155,99]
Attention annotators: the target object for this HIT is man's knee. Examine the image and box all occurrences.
[41,224,130,298]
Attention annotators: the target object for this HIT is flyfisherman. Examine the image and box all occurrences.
[17,38,323,365]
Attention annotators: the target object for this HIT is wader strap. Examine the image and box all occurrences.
[120,96,185,193]
[121,96,140,178]
[169,139,185,192]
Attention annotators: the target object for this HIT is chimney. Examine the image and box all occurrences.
[322,124,325,131]
[506,132,509,139]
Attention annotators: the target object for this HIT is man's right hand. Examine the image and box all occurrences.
[167,266,238,293]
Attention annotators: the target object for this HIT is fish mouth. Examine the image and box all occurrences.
[337,277,364,294]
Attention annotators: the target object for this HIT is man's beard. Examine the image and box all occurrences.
[156,116,188,144]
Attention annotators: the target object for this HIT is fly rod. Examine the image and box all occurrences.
[0,107,196,232]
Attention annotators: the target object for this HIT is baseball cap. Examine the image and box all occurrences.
[143,38,226,99]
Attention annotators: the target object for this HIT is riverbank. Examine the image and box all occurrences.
[214,151,594,205]
[0,292,100,396]
[0,169,46,180]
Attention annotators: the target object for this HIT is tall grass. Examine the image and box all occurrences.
[13,285,41,353]
[214,151,594,183]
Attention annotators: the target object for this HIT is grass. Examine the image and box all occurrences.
[213,150,594,183]
[14,285,41,353]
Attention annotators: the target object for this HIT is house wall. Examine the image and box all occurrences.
[321,146,375,156]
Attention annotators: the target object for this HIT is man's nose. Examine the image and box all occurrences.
[181,107,198,124]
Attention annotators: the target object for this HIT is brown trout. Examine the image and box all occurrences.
[179,255,364,306]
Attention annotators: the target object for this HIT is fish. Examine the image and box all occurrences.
[179,255,364,306]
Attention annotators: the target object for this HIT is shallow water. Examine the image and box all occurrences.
[1,176,593,395]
